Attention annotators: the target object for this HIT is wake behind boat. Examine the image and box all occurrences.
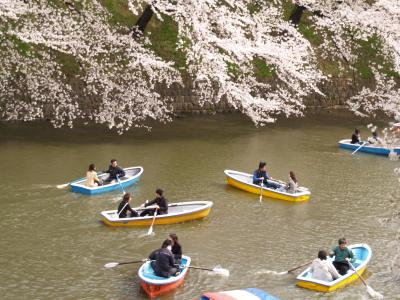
[70,166,143,195]
[339,139,400,156]
[296,243,371,293]
[101,201,213,227]
[138,255,191,298]
[224,170,310,202]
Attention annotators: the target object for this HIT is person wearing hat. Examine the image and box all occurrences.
[140,188,169,216]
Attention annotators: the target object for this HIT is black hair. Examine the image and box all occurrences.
[156,188,163,196]
[318,250,327,260]
[122,193,131,203]
[161,239,173,248]
[88,163,96,171]
[111,159,117,164]
[259,162,266,169]
[355,129,360,134]
[338,238,347,245]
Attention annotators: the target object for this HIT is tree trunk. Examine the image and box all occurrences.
[289,5,306,25]
[133,4,154,37]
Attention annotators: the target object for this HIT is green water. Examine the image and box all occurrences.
[0,113,399,299]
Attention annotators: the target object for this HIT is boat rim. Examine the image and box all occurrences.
[224,169,310,196]
[101,201,213,222]
[138,255,191,285]
[338,139,400,149]
[70,166,143,189]
[296,243,372,287]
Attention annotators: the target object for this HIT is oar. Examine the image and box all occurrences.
[104,259,146,268]
[263,260,313,275]
[259,181,263,203]
[147,209,158,236]
[116,175,126,194]
[187,265,230,276]
[352,141,368,155]
[57,182,70,189]
[348,261,383,299]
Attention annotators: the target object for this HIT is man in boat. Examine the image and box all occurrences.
[351,129,362,144]
[148,239,179,278]
[367,131,383,145]
[117,193,138,218]
[103,159,125,184]
[252,162,280,189]
[330,238,355,275]
[310,250,340,281]
[140,188,169,217]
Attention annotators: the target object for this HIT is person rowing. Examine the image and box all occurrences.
[103,159,125,184]
[253,161,280,189]
[148,239,180,278]
[330,238,355,275]
[117,193,138,218]
[140,188,169,217]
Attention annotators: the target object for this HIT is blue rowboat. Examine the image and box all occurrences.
[138,255,191,298]
[70,166,143,195]
[296,243,372,293]
[339,139,400,156]
[201,288,280,300]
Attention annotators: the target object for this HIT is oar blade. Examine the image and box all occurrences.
[57,183,70,189]
[147,226,154,236]
[104,262,119,268]
[366,285,384,299]
[212,267,230,276]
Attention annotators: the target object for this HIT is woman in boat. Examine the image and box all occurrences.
[368,131,383,145]
[285,171,298,193]
[117,193,138,218]
[252,162,280,189]
[85,163,102,187]
[148,239,179,278]
[330,238,355,275]
[351,129,362,144]
[310,250,340,281]
[140,188,169,217]
[103,159,125,184]
[168,233,182,263]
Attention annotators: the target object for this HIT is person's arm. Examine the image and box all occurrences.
[169,253,175,267]
[145,198,157,207]
[149,250,157,260]
[252,171,260,182]
[117,167,125,177]
[126,204,135,214]
[103,166,110,173]
[329,247,335,257]
[348,249,355,263]
[176,245,182,259]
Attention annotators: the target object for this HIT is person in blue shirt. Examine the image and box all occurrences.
[253,162,280,189]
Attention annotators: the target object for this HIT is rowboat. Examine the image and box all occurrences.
[339,139,400,156]
[296,243,372,293]
[138,255,191,298]
[224,170,310,202]
[101,201,213,227]
[70,166,143,195]
[202,288,280,300]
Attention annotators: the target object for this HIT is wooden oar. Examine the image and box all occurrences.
[147,209,158,235]
[348,261,383,299]
[57,182,70,189]
[104,259,146,268]
[263,260,313,275]
[352,141,368,155]
[259,181,264,203]
[116,176,126,194]
[188,265,230,276]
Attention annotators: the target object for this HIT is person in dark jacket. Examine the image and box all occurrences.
[168,233,182,262]
[140,188,168,217]
[252,162,280,189]
[103,159,125,184]
[117,193,138,218]
[148,239,178,278]
[351,129,362,144]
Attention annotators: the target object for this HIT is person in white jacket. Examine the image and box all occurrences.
[310,250,340,282]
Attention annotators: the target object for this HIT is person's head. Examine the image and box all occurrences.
[122,192,132,203]
[88,163,96,172]
[338,238,347,249]
[318,249,327,260]
[355,129,360,135]
[289,171,297,183]
[156,188,163,197]
[373,131,378,137]
[111,159,117,167]
[169,233,179,246]
[161,239,173,250]
[259,162,267,171]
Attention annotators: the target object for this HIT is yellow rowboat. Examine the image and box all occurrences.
[224,170,310,202]
[101,201,213,227]
[296,243,372,293]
